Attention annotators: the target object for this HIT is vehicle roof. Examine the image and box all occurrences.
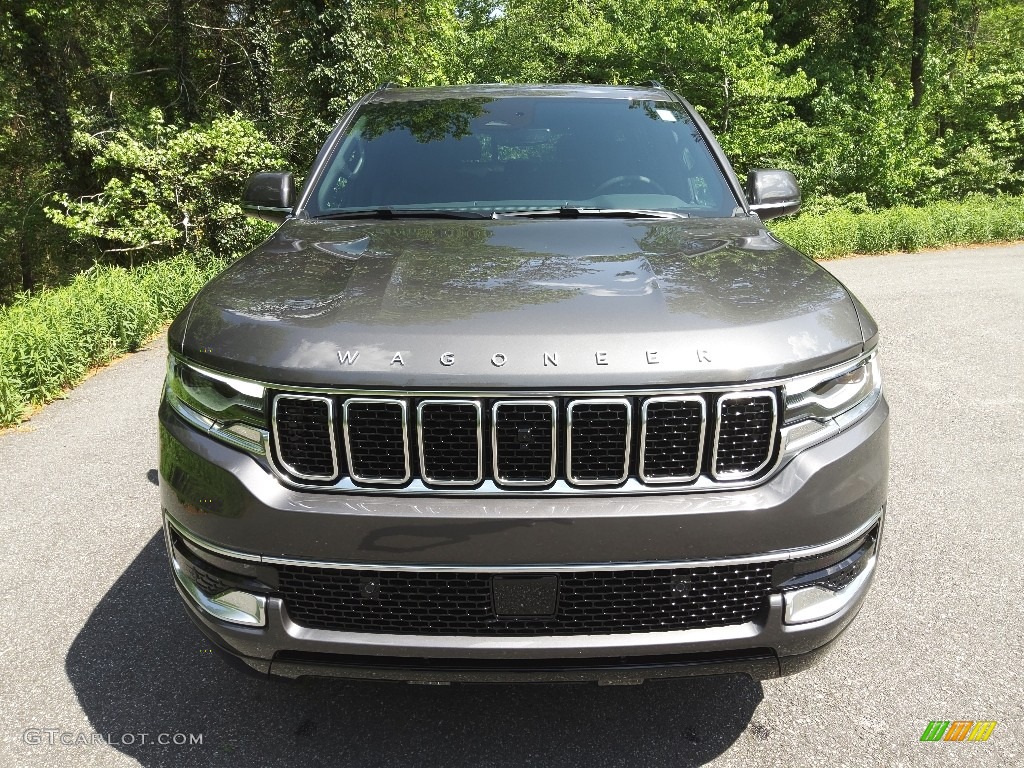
[365,83,674,103]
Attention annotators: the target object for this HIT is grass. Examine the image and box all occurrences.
[0,256,225,427]
[769,194,1024,259]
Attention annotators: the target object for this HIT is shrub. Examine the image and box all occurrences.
[0,365,23,426]
[0,256,225,428]
[770,195,1024,259]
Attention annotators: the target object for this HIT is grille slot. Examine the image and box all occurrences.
[713,391,777,478]
[417,401,482,485]
[492,401,557,486]
[343,398,410,483]
[277,563,773,636]
[567,399,631,485]
[640,396,706,482]
[272,395,338,480]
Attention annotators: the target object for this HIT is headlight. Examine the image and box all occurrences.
[165,355,268,453]
[782,350,882,453]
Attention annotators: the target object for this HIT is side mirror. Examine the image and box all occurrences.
[241,171,295,224]
[746,169,801,219]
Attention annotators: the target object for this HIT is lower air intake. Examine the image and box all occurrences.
[277,563,773,636]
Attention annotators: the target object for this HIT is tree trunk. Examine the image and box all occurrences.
[911,0,930,108]
[19,235,35,293]
[7,3,77,175]
[168,0,197,123]
[246,1,276,133]
[851,0,883,77]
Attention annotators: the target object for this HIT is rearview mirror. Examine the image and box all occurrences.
[747,169,801,219]
[241,172,294,224]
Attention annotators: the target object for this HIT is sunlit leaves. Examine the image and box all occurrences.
[464,0,813,175]
[47,113,281,261]
[770,194,1024,258]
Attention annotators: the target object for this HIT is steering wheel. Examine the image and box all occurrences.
[341,139,365,180]
[592,174,667,196]
[320,140,366,209]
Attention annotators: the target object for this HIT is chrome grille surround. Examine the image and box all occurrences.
[491,400,558,487]
[416,399,483,486]
[565,398,632,486]
[639,395,707,484]
[342,397,411,485]
[711,390,778,480]
[266,385,788,495]
[271,394,339,482]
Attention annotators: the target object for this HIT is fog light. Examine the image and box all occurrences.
[783,556,875,624]
[171,550,267,627]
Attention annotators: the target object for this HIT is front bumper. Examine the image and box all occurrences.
[159,393,888,682]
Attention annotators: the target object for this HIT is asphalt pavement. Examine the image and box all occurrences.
[0,245,1021,767]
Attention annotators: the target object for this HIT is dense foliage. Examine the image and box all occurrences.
[1,0,1022,426]
[1,0,1023,305]
[771,194,1024,258]
[0,256,225,426]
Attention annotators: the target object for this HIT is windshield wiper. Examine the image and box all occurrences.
[314,208,494,220]
[496,207,687,220]
[314,207,688,221]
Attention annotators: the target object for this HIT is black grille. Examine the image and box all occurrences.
[568,400,630,483]
[174,546,232,596]
[270,391,780,488]
[642,398,705,480]
[819,546,874,591]
[493,402,555,484]
[419,402,480,483]
[345,400,407,481]
[715,394,776,476]
[277,564,773,635]
[273,397,336,478]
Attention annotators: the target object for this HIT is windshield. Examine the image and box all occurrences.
[304,96,739,218]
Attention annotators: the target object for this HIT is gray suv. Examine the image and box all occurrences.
[160,83,888,683]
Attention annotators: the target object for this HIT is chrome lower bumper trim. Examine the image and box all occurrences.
[170,548,267,627]
[164,508,882,573]
[783,556,877,624]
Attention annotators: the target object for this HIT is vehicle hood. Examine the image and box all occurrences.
[173,217,867,388]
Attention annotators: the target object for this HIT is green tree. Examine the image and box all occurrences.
[469,0,813,174]
[48,113,282,264]
[281,1,464,159]
[3,0,1024,304]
